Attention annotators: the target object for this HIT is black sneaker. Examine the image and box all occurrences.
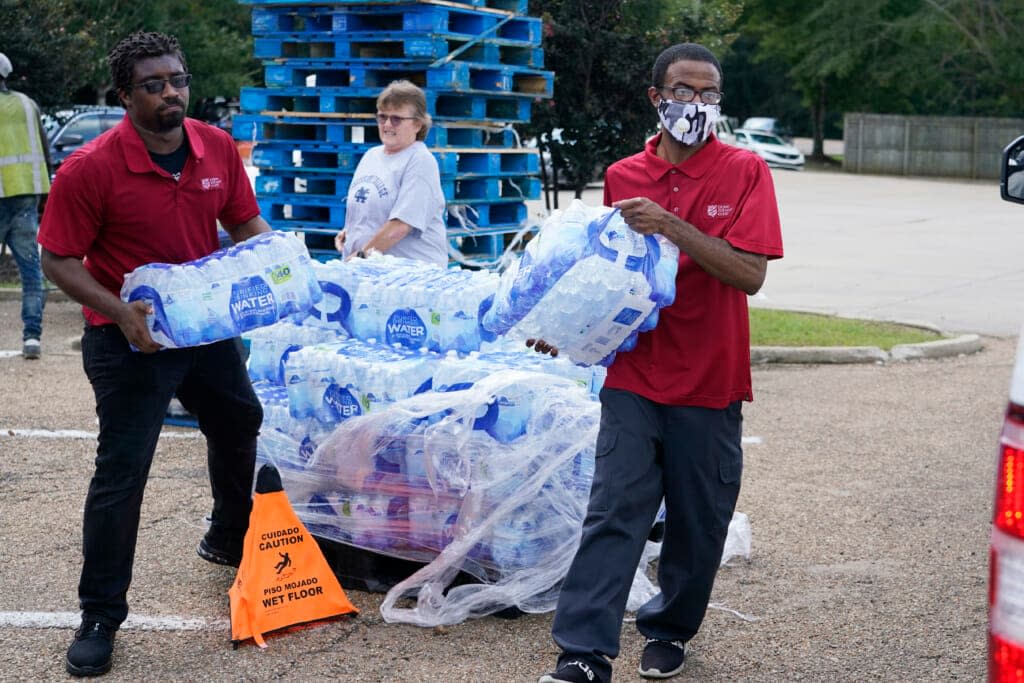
[638,639,686,679]
[66,621,115,677]
[196,531,243,568]
[538,659,603,683]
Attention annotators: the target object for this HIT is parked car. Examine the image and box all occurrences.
[523,127,603,189]
[732,129,805,170]
[990,134,1024,681]
[741,116,794,141]
[713,116,738,144]
[41,105,125,179]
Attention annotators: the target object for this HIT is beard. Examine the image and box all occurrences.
[156,107,185,133]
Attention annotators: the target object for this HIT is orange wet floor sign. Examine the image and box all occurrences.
[230,464,358,647]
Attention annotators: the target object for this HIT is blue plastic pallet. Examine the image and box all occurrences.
[445,199,528,229]
[256,173,537,205]
[241,86,534,123]
[262,60,551,97]
[252,4,540,44]
[163,415,200,428]
[242,0,530,14]
[257,197,529,233]
[449,227,536,263]
[234,113,520,149]
[249,140,538,176]
[254,33,539,66]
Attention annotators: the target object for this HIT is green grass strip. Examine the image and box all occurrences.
[750,308,941,350]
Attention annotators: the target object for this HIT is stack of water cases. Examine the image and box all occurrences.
[235,0,552,265]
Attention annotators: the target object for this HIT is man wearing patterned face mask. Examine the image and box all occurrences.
[538,43,783,683]
[656,94,720,147]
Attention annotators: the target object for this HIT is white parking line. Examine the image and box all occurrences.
[0,350,23,358]
[0,611,227,631]
[0,429,200,439]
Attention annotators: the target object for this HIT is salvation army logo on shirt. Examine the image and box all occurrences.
[706,203,734,218]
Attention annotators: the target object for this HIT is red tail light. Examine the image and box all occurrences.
[995,406,1024,536]
[991,403,1024,681]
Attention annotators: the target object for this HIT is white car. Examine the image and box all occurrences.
[732,128,805,170]
[990,134,1024,679]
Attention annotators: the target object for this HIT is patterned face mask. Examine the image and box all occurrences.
[657,98,720,146]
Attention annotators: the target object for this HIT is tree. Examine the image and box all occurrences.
[0,0,91,107]
[742,0,907,160]
[523,0,742,203]
[2,0,258,112]
[740,0,1024,159]
[881,0,1024,117]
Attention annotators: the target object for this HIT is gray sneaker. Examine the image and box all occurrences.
[22,338,40,360]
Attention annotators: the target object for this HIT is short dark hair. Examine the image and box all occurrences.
[651,43,722,88]
[107,31,187,93]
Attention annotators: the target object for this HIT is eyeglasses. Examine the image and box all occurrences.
[657,85,723,105]
[375,113,417,126]
[130,74,192,94]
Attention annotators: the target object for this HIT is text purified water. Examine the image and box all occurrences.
[120,231,323,348]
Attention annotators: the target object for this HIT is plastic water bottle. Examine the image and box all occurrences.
[307,253,498,354]
[121,231,323,348]
[245,318,344,384]
[480,200,679,366]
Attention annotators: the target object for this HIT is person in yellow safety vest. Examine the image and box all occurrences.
[0,52,51,359]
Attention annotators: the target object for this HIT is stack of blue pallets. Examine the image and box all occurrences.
[233,0,552,266]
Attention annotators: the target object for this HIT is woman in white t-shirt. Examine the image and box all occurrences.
[334,80,448,266]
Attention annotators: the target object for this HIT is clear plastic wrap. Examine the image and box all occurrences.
[481,200,680,366]
[120,231,322,348]
[258,371,599,625]
[255,371,752,627]
[309,255,499,353]
[244,318,347,384]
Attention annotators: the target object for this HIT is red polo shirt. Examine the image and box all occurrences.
[38,115,259,326]
[602,133,784,408]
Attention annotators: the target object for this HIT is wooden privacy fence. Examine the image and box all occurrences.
[843,112,1024,179]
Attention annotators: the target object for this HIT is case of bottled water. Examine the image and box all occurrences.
[245,318,346,384]
[481,200,680,366]
[120,231,322,348]
[281,339,441,425]
[309,255,498,353]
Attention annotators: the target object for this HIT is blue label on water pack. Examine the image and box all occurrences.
[299,436,317,464]
[318,281,351,325]
[612,307,643,325]
[385,308,427,348]
[229,275,277,331]
[323,384,362,421]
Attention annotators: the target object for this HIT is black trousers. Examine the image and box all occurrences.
[551,388,743,681]
[78,325,262,626]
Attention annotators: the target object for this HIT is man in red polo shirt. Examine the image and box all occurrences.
[539,43,783,683]
[37,32,271,677]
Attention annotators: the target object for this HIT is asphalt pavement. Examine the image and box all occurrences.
[0,166,1012,681]
[0,297,997,681]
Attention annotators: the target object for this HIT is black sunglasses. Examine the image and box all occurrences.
[130,74,192,95]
